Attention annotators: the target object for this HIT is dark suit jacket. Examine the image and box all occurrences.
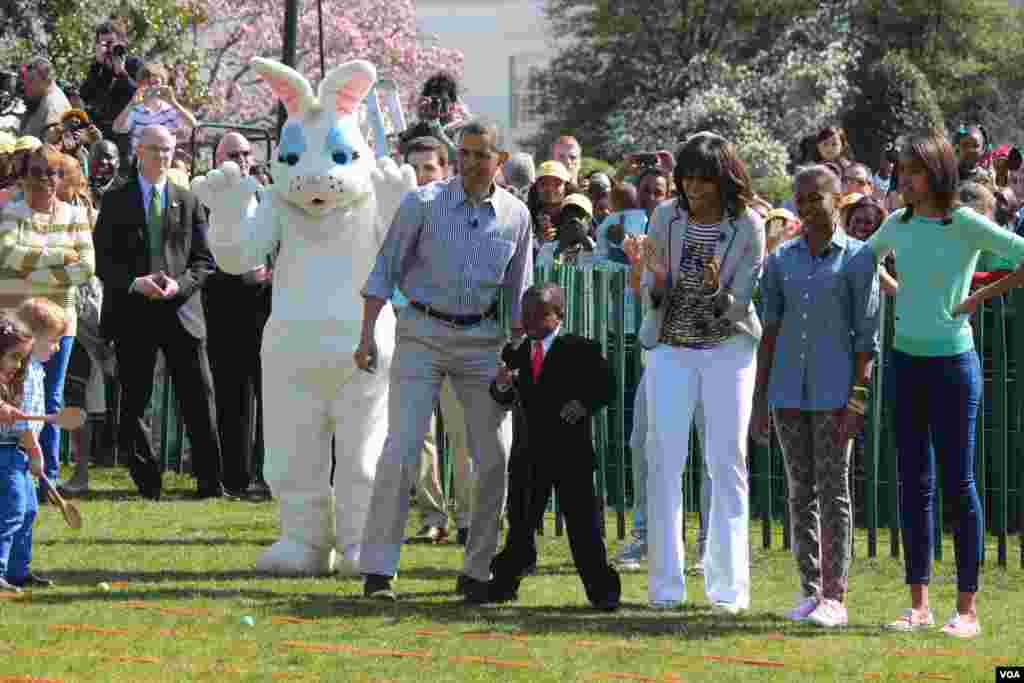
[94,177,215,341]
[491,333,614,468]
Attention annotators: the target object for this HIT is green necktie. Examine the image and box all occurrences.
[147,185,163,270]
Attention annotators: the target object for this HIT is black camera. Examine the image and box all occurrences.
[420,95,450,121]
[1008,147,1023,173]
[0,70,21,116]
[884,141,899,164]
[634,152,659,168]
[111,44,127,59]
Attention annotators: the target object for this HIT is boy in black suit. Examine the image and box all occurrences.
[471,283,621,610]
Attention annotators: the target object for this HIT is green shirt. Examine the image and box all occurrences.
[868,207,1024,356]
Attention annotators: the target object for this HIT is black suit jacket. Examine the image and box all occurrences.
[491,333,614,468]
[94,177,215,341]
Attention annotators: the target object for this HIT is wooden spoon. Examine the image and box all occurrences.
[39,474,83,530]
[23,407,87,431]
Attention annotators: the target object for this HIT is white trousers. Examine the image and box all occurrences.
[646,335,756,607]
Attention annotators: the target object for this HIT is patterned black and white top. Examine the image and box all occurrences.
[659,220,735,349]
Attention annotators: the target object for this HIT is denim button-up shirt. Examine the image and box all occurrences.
[761,229,880,410]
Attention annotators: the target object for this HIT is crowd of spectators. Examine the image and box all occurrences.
[3,15,1024,636]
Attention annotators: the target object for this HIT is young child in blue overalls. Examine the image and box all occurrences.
[0,312,44,594]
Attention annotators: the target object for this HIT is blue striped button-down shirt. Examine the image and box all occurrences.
[761,230,880,410]
[0,360,45,443]
[363,176,534,327]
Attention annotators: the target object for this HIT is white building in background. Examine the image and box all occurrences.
[415,0,557,151]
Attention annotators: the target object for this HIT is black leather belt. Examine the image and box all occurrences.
[410,300,497,327]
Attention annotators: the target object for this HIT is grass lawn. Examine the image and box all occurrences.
[2,467,1022,683]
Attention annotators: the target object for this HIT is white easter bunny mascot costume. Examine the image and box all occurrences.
[192,58,416,575]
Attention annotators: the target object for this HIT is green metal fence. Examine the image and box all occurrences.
[132,262,1023,568]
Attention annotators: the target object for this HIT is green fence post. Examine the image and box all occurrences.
[991,296,1009,567]
[865,295,887,558]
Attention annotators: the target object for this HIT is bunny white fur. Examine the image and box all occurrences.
[192,58,416,575]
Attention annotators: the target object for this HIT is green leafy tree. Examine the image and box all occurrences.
[0,0,208,110]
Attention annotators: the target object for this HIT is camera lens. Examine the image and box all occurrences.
[112,44,127,59]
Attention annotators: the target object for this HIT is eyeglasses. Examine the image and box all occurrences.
[226,150,253,161]
[27,166,64,180]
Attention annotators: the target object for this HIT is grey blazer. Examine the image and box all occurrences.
[643,198,766,342]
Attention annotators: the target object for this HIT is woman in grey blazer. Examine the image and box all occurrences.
[635,132,765,612]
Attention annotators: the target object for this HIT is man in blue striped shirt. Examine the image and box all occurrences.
[356,119,533,601]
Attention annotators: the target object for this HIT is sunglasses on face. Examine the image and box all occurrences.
[27,166,64,180]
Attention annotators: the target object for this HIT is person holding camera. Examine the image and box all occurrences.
[80,20,142,154]
[112,62,196,157]
[43,110,102,181]
[18,58,70,142]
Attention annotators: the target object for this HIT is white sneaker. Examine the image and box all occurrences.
[807,599,848,628]
[784,596,819,622]
[613,540,647,570]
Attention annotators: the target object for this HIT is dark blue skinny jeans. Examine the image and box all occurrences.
[891,349,983,593]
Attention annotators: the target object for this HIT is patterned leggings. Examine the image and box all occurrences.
[773,409,852,602]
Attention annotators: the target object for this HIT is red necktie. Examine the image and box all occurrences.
[531,340,544,381]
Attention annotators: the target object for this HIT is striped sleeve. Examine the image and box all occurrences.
[0,205,67,273]
[49,205,96,287]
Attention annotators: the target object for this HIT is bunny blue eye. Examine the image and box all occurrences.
[326,120,362,167]
[277,122,306,167]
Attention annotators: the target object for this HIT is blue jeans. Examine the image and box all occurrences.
[40,336,74,486]
[891,349,983,593]
[0,444,37,583]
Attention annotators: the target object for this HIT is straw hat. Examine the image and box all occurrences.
[561,193,593,217]
[536,160,571,183]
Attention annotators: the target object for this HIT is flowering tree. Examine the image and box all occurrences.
[199,0,464,127]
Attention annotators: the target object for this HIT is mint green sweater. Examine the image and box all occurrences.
[868,207,1024,356]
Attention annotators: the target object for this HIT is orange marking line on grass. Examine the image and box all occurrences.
[448,655,542,670]
[270,617,319,625]
[864,674,882,680]
[99,655,162,664]
[158,607,217,617]
[0,593,28,601]
[704,655,786,668]
[579,672,682,683]
[281,641,432,659]
[573,640,647,652]
[460,631,530,644]
[49,624,132,636]
[764,632,787,641]
[414,629,449,637]
[108,581,130,588]
[889,649,975,658]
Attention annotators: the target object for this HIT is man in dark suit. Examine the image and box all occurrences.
[476,283,621,610]
[202,132,271,497]
[93,124,223,500]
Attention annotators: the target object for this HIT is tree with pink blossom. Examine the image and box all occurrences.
[199,0,464,128]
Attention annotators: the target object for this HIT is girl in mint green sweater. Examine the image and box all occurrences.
[869,133,1024,639]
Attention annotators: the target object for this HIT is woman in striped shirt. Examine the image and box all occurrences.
[638,132,765,614]
[0,144,95,493]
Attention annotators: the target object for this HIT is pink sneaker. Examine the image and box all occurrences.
[784,596,818,622]
[807,598,848,628]
[941,611,981,639]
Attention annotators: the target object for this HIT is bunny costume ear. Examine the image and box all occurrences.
[251,57,315,116]
[318,60,377,116]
